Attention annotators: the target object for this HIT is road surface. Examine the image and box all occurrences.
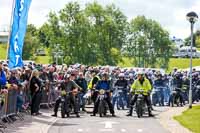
[47,107,170,133]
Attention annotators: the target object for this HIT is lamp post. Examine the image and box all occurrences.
[52,44,63,65]
[186,11,198,109]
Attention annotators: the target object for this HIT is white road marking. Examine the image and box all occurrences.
[137,129,143,132]
[78,129,83,132]
[100,121,119,129]
[99,129,114,132]
[105,122,113,129]
[121,129,126,132]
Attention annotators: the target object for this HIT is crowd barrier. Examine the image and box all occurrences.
[40,82,60,108]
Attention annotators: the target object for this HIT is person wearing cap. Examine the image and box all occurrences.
[127,71,153,117]
[91,72,115,117]
[52,74,82,118]
[0,62,6,89]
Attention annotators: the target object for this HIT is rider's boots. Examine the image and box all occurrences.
[148,107,154,117]
[126,107,133,116]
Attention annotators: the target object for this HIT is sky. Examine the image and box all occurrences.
[0,0,200,39]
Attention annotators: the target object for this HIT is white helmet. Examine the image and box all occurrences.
[129,73,134,77]
[119,73,125,78]
[137,71,145,75]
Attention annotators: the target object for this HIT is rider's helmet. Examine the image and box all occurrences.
[118,73,125,78]
[137,71,145,77]
[129,73,134,78]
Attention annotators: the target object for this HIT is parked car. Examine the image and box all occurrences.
[36,49,46,56]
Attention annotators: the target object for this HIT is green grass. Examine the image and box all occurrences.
[1,44,200,69]
[118,57,200,72]
[168,58,200,72]
[0,44,7,60]
[174,106,200,133]
[35,55,51,64]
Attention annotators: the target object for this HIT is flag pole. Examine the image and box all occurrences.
[6,0,16,61]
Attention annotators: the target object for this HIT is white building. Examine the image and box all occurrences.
[0,31,9,44]
[171,37,184,48]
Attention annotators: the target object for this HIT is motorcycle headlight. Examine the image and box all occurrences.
[197,85,200,89]
[99,89,105,95]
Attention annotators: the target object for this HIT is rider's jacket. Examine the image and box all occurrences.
[96,80,111,91]
[75,78,87,93]
[172,77,183,89]
[114,79,128,91]
[182,78,189,91]
[131,78,151,96]
[154,78,165,87]
[59,80,80,92]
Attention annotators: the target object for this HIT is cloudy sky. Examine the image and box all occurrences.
[0,0,200,39]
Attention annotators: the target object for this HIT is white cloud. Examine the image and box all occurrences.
[0,0,199,39]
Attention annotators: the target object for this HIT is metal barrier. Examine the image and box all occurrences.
[6,89,17,116]
[40,82,59,108]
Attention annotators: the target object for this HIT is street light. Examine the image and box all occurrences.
[186,11,198,109]
[52,44,63,65]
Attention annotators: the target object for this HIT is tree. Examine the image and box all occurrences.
[23,24,40,60]
[185,30,200,47]
[124,16,172,68]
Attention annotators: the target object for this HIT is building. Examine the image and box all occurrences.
[171,36,184,48]
[0,31,9,44]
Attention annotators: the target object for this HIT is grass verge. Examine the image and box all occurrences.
[174,105,200,133]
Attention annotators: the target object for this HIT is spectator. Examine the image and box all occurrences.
[0,62,7,89]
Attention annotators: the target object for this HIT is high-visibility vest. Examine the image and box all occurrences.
[88,76,100,90]
[131,78,151,95]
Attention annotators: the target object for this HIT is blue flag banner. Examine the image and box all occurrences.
[8,0,32,69]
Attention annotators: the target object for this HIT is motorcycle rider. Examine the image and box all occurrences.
[91,72,116,117]
[51,74,82,118]
[169,72,184,106]
[75,72,88,111]
[114,73,128,110]
[126,71,153,117]
[153,73,165,106]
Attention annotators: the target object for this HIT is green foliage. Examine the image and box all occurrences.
[123,16,172,68]
[185,30,200,47]
[23,24,40,60]
[38,2,127,65]
[174,106,200,133]
[23,2,173,67]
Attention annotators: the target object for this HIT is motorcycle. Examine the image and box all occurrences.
[169,88,183,107]
[97,89,108,117]
[116,86,125,110]
[135,89,147,118]
[60,89,79,118]
[151,86,164,106]
[193,85,200,103]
